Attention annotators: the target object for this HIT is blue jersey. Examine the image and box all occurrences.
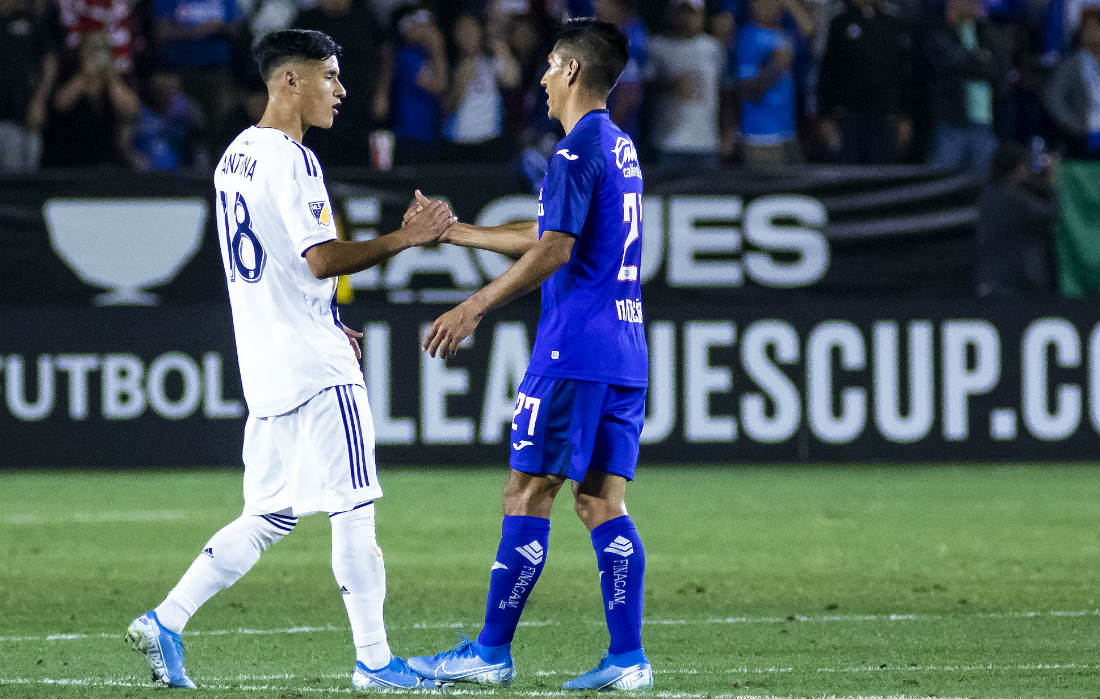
[528,109,648,388]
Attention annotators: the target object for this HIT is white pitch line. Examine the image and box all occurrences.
[0,677,361,695]
[3,663,1091,690]
[0,680,939,699]
[0,625,342,643]
[0,609,1095,644]
[535,667,795,677]
[1,511,190,525]
[412,620,557,630]
[816,663,1095,674]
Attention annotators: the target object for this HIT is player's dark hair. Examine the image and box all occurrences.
[253,29,342,82]
[552,18,629,95]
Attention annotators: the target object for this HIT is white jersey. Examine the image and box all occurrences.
[213,126,364,418]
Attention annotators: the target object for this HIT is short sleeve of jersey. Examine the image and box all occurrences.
[275,145,337,256]
[540,148,602,238]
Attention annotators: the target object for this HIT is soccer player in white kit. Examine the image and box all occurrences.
[124,29,455,690]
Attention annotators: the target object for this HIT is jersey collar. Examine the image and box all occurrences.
[576,109,609,127]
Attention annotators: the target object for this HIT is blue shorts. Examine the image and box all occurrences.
[508,373,646,483]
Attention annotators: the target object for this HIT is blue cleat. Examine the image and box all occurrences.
[125,611,197,688]
[406,637,515,686]
[562,651,653,691]
[353,656,445,690]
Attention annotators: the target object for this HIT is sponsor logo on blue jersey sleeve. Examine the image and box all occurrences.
[611,137,642,179]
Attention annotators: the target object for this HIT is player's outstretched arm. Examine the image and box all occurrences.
[445,220,539,259]
[404,190,538,259]
[304,199,455,279]
[423,229,575,359]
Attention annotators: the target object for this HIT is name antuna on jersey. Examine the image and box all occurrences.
[220,152,257,181]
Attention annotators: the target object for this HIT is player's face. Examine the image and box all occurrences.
[300,55,345,129]
[539,50,570,121]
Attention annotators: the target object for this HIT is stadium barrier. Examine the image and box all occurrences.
[1,297,1096,466]
[2,166,1094,466]
[2,164,983,304]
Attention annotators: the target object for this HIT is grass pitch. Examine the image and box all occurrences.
[0,463,1096,698]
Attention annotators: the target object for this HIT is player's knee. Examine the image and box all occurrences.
[503,473,563,516]
[329,506,385,594]
[255,513,297,549]
[573,492,626,529]
[503,486,556,517]
[573,492,597,522]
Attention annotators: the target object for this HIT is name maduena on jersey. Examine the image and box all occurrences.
[612,137,641,179]
[615,298,643,324]
[219,152,257,181]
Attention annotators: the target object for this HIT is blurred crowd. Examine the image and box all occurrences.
[2,0,1099,175]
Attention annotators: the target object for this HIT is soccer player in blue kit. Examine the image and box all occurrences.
[412,18,652,692]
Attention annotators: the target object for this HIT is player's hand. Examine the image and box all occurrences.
[404,190,455,244]
[342,323,363,361]
[401,189,429,226]
[402,189,451,224]
[423,303,481,359]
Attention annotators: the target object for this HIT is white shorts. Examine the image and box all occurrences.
[242,384,382,517]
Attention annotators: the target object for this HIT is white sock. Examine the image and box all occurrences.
[330,503,390,670]
[154,512,297,633]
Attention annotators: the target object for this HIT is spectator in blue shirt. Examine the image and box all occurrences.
[153,0,243,132]
[128,67,206,171]
[736,0,803,166]
[385,5,448,165]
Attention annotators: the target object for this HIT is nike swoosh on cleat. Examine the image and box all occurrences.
[604,667,651,690]
[438,658,504,680]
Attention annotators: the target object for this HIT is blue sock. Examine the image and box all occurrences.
[591,515,646,656]
[476,515,550,648]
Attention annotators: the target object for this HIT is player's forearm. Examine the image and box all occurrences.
[464,232,572,316]
[307,233,419,279]
[445,221,538,259]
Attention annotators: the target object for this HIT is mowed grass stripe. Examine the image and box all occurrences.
[1,464,1096,698]
[1,609,1097,643]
